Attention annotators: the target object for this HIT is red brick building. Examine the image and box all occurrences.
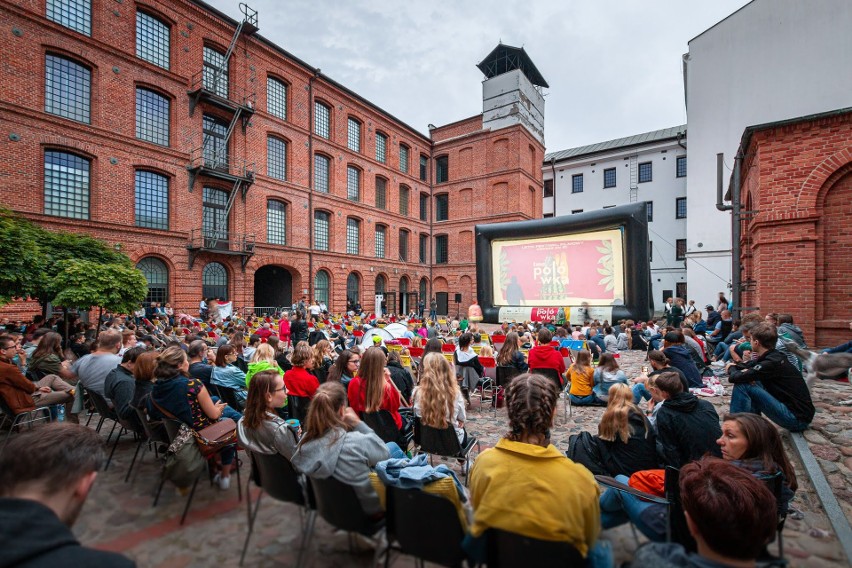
[738,107,852,347]
[0,0,545,318]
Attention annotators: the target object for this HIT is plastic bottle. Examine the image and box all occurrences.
[56,404,65,422]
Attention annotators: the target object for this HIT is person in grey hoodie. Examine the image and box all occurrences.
[291,382,390,516]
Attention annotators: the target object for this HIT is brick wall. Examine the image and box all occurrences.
[739,110,852,347]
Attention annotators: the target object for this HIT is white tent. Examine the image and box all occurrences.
[358,327,396,350]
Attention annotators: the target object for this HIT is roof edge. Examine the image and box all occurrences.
[544,125,687,164]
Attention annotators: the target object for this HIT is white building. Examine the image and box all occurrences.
[542,126,688,311]
[684,0,852,308]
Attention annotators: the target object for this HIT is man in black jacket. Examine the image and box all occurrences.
[727,322,814,432]
[0,423,136,567]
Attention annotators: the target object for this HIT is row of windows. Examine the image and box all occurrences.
[566,157,686,194]
[313,158,423,216]
[313,213,427,263]
[569,198,686,221]
[647,239,688,263]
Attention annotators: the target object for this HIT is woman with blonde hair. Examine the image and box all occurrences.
[477,344,494,358]
[245,343,283,385]
[347,346,407,435]
[412,353,467,443]
[310,339,334,383]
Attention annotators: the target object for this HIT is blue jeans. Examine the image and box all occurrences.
[648,333,662,351]
[729,382,810,432]
[600,475,667,541]
[713,341,729,359]
[386,442,405,459]
[632,384,652,404]
[211,396,243,422]
[570,393,603,406]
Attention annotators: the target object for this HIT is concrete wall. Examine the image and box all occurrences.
[482,69,545,145]
[684,0,852,308]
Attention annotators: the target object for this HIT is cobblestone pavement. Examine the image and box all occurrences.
[70,350,849,567]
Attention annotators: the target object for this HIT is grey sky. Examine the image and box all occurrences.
[205,0,750,152]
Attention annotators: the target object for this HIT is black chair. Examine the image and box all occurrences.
[485,528,585,568]
[308,475,386,566]
[86,389,121,444]
[212,384,244,412]
[362,410,411,450]
[288,395,311,423]
[530,367,563,391]
[104,412,145,472]
[0,394,52,456]
[383,485,467,568]
[240,449,315,567]
[492,366,521,416]
[125,406,169,483]
[416,417,480,485]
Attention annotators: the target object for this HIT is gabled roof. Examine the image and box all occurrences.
[544,125,687,163]
[477,43,549,88]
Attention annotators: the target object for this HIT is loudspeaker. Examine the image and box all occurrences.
[454,293,462,303]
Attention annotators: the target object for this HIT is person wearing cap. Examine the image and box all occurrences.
[662,331,703,389]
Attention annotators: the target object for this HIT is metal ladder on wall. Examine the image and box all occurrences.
[629,155,639,203]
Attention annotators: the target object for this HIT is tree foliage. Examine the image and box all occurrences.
[0,208,147,312]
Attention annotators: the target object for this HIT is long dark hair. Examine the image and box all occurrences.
[722,413,797,491]
[243,370,282,430]
[328,349,357,383]
[31,331,64,361]
[496,331,521,366]
[423,338,443,356]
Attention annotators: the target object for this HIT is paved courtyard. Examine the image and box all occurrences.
[69,350,849,567]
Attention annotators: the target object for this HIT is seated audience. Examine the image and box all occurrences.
[527,328,566,383]
[0,424,136,567]
[727,322,814,432]
[186,340,214,389]
[662,331,703,389]
[310,339,335,383]
[245,344,284,385]
[283,342,320,400]
[412,353,467,444]
[348,347,408,434]
[653,372,722,468]
[104,345,147,427]
[237,369,298,460]
[291,382,390,517]
[593,353,629,400]
[70,329,123,400]
[567,350,606,406]
[386,351,414,404]
[210,344,248,405]
[631,350,688,404]
[454,332,484,397]
[326,349,360,388]
[25,331,76,382]
[0,336,75,418]
[131,350,160,410]
[495,331,529,373]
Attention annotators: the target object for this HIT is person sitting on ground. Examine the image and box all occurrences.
[148,346,242,490]
[310,339,335,384]
[104,345,147,428]
[593,353,629,400]
[495,331,529,373]
[237,369,298,461]
[186,340,215,389]
[291,382,392,517]
[412,353,468,444]
[210,344,248,406]
[726,322,814,432]
[631,456,783,567]
[245,343,284,386]
[774,313,807,372]
[0,336,75,418]
[0,423,136,567]
[466,373,609,567]
[567,350,606,407]
[283,342,320,400]
[348,346,409,435]
[661,331,703,389]
[527,328,566,384]
[386,350,415,405]
[654,371,722,468]
[25,331,76,382]
[631,350,688,405]
[69,329,123,401]
[603,327,619,353]
[568,383,658,477]
[327,349,360,389]
[705,310,733,351]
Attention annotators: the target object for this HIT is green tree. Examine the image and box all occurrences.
[51,259,148,315]
[0,209,42,304]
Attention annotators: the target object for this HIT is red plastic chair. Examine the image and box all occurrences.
[397,338,411,346]
[353,330,364,338]
[441,343,456,353]
[479,357,496,368]
[408,347,425,357]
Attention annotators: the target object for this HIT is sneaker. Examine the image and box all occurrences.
[218,475,231,490]
[711,361,726,367]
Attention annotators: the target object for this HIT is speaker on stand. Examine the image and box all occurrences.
[454,293,462,319]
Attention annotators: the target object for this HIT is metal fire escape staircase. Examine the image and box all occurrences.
[186,3,259,271]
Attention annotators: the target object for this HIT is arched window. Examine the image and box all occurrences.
[136,257,168,306]
[202,262,228,300]
[314,270,330,306]
[347,273,360,306]
[375,274,386,294]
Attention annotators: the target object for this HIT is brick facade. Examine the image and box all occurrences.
[739,109,852,347]
[0,0,543,320]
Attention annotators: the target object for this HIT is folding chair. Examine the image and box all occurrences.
[493,366,521,417]
[287,395,311,423]
[531,367,563,392]
[362,410,411,450]
[415,417,480,485]
[485,528,585,568]
[86,389,121,445]
[0,395,52,456]
[125,406,169,483]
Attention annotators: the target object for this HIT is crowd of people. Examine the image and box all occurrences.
[0,293,844,567]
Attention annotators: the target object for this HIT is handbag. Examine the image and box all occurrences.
[193,418,237,456]
[163,423,207,488]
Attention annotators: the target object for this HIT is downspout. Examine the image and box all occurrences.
[676,130,686,150]
[731,148,743,317]
[549,158,557,215]
[715,153,732,212]
[308,69,320,306]
[428,135,434,305]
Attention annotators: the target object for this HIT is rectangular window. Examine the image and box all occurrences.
[44,151,89,219]
[676,239,687,261]
[375,226,386,259]
[267,77,287,120]
[399,186,409,216]
[375,132,387,163]
[435,194,448,222]
[267,137,287,181]
[314,154,329,193]
[347,166,360,201]
[543,213,554,218]
[571,174,583,193]
[638,161,653,183]
[47,0,90,36]
[543,179,553,197]
[202,46,228,98]
[676,156,687,178]
[603,167,616,188]
[202,114,228,170]
[420,155,428,181]
[267,200,286,245]
[45,55,90,123]
[375,177,387,209]
[314,102,330,138]
[399,230,409,261]
[399,145,409,173]
[135,88,170,146]
[676,197,687,219]
[571,209,583,214]
[347,117,361,152]
[419,234,428,263]
[134,170,168,230]
[436,156,448,183]
[314,211,329,251]
[646,201,654,222]
[136,11,169,69]
[346,218,360,255]
[419,192,428,221]
[435,235,448,264]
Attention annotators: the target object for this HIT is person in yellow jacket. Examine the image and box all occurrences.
[465,372,611,567]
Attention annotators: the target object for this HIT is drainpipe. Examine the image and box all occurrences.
[308,69,320,306]
[676,130,687,150]
[549,158,557,216]
[428,133,434,306]
[731,148,743,316]
[715,153,731,212]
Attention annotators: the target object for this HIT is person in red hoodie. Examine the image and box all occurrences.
[527,328,566,386]
[283,342,320,399]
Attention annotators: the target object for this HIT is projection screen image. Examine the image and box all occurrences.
[490,229,625,307]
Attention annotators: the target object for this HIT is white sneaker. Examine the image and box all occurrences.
[711,361,726,367]
[218,475,231,490]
